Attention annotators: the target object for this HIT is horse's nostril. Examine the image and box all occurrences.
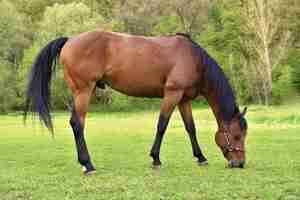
[239,160,245,168]
[228,160,239,168]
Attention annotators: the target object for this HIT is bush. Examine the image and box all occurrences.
[292,66,300,93]
[272,65,296,104]
[0,62,16,113]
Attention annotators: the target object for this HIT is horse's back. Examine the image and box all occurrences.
[101,32,200,97]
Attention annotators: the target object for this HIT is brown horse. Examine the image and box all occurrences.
[24,30,248,175]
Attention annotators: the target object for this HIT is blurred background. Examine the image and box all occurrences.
[0,0,299,113]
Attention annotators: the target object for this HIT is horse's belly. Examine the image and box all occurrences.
[107,79,165,98]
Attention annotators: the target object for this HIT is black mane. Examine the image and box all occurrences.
[176,32,191,39]
[190,40,238,122]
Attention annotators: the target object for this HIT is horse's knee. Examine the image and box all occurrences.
[70,118,79,133]
[157,115,169,135]
[69,117,76,127]
[70,109,82,132]
[185,121,196,135]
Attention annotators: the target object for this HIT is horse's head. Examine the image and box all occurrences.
[215,107,248,168]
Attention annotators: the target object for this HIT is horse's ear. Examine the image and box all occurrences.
[241,107,247,116]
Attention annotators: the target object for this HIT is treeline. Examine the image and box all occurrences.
[0,0,299,112]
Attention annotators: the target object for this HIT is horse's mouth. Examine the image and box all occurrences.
[228,160,245,168]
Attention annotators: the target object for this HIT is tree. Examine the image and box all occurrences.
[240,0,293,105]
[113,0,212,37]
[113,0,166,35]
[82,0,116,19]
[171,0,210,37]
[286,0,300,94]
[0,0,29,65]
[0,0,30,112]
[37,2,105,44]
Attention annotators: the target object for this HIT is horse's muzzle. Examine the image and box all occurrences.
[228,160,245,168]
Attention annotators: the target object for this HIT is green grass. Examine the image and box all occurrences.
[0,105,300,200]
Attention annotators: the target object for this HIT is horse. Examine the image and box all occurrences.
[24,30,248,175]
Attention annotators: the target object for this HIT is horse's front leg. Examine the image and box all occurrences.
[150,89,184,169]
[178,100,208,165]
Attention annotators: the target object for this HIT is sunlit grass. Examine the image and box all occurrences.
[0,105,300,200]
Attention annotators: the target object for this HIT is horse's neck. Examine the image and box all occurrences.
[202,91,226,130]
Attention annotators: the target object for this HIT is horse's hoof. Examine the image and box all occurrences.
[198,160,208,166]
[84,169,97,176]
[82,166,96,176]
[152,164,161,170]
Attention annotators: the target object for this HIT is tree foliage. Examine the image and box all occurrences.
[0,0,30,112]
[37,2,105,44]
[0,0,299,112]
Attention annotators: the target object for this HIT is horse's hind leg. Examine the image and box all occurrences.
[178,101,208,165]
[150,89,184,168]
[67,76,96,175]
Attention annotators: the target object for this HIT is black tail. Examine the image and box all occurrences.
[24,37,68,133]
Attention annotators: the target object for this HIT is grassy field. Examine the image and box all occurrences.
[0,104,300,200]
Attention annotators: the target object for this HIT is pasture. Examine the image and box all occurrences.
[0,105,300,200]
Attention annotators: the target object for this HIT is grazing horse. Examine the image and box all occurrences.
[24,30,248,175]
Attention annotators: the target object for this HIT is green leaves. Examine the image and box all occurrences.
[0,0,30,112]
[0,0,299,112]
[37,2,105,45]
[0,0,29,61]
[152,16,183,36]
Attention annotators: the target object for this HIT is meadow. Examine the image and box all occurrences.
[0,104,300,200]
